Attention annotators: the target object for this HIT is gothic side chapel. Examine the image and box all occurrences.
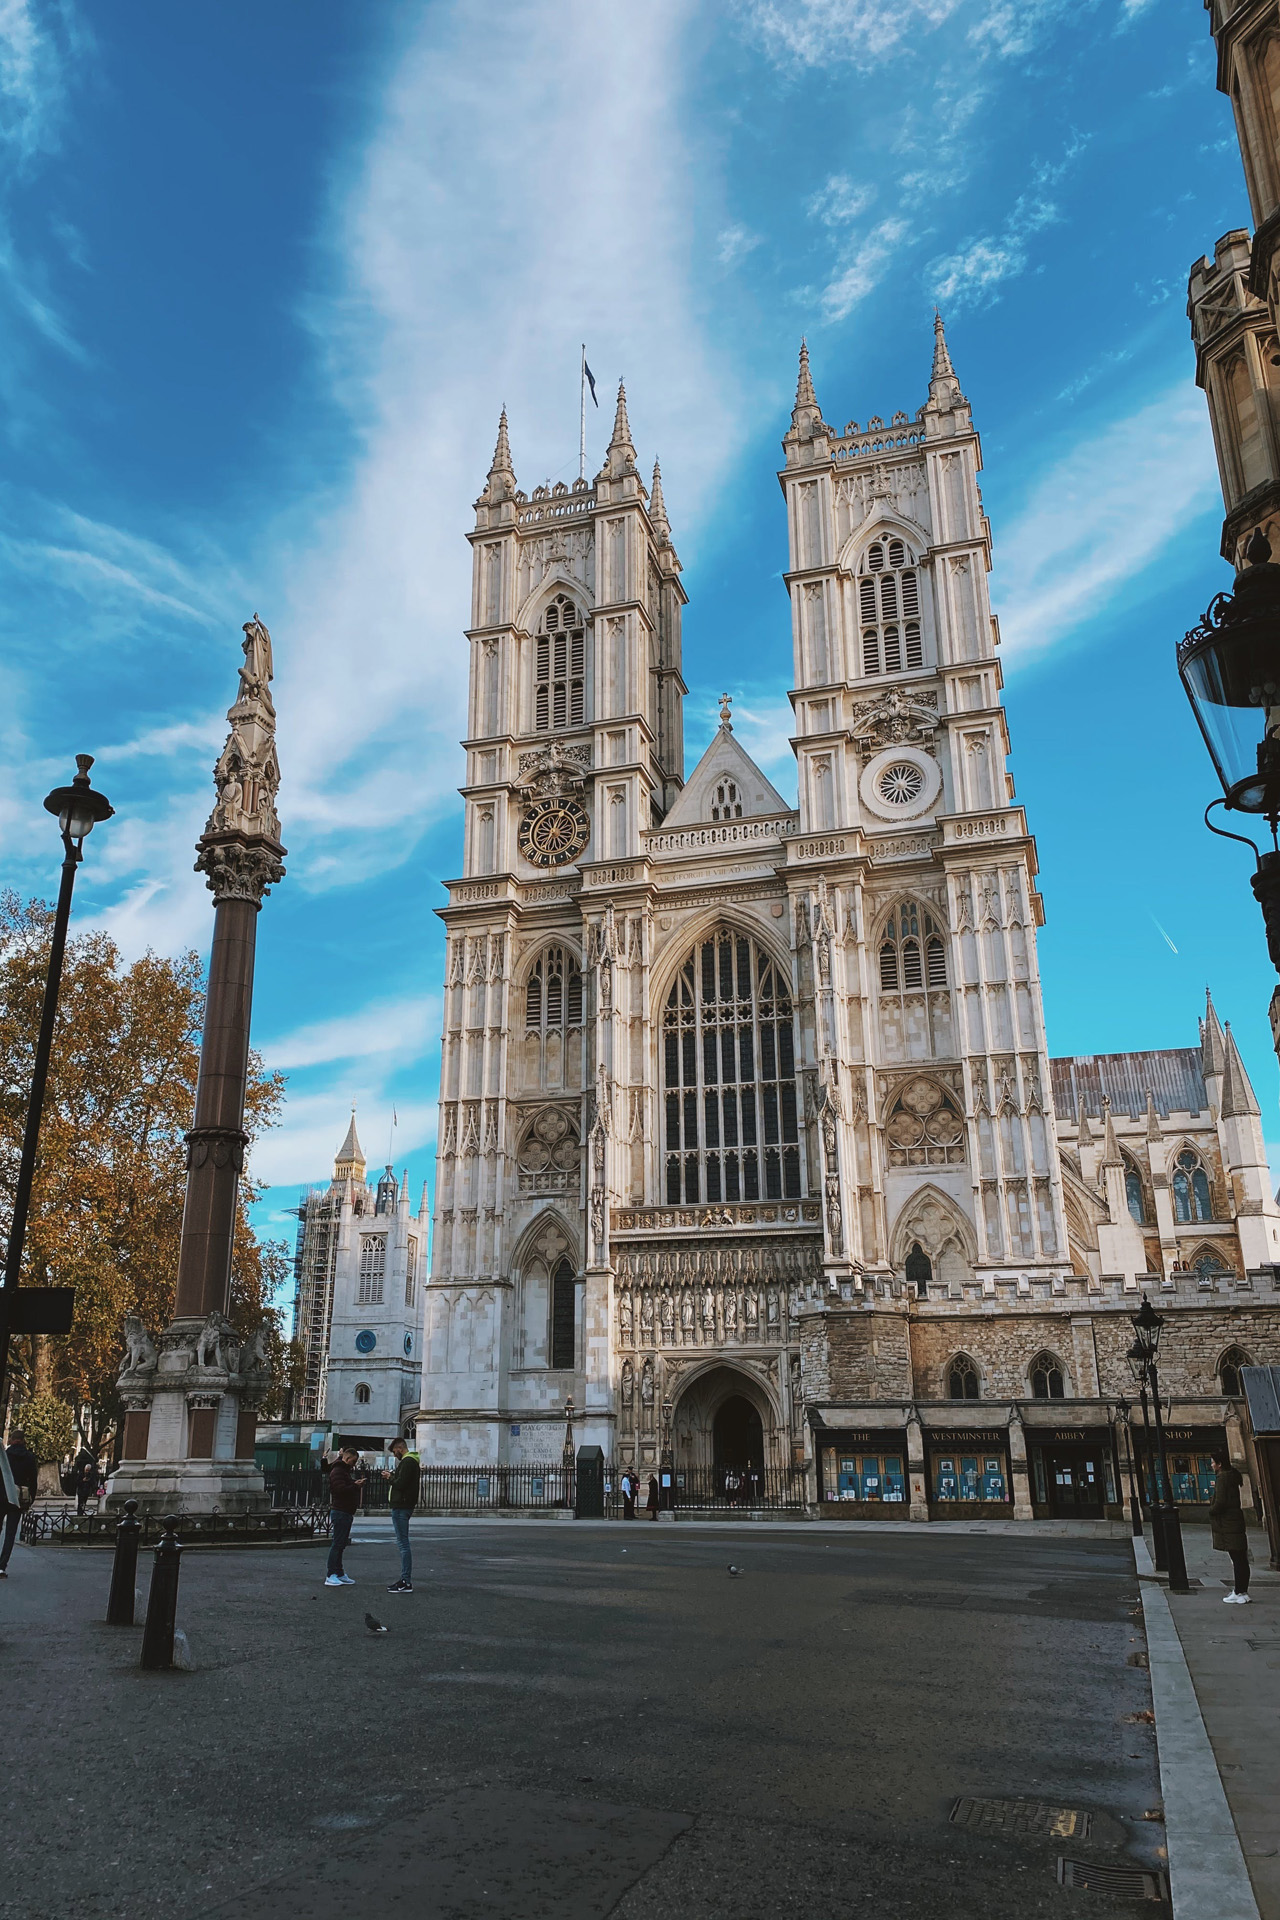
[413,340,1280,1524]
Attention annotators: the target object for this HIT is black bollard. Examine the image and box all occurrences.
[105,1499,142,1625]
[139,1515,183,1670]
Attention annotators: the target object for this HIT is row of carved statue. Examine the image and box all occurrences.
[617,1284,798,1344]
[120,1310,270,1382]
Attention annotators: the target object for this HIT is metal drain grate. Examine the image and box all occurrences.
[1057,1858,1168,1900]
[950,1797,1091,1838]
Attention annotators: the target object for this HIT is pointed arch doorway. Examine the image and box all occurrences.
[713,1394,764,1475]
[671,1363,774,1482]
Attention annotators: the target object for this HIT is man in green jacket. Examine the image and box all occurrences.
[1209,1447,1251,1604]
[385,1438,421,1594]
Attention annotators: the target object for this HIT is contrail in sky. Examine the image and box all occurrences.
[1150,914,1178,954]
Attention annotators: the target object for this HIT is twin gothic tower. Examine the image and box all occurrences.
[420,328,1074,1472]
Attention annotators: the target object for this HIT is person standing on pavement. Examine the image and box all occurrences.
[324,1445,365,1587]
[646,1473,660,1521]
[0,1429,39,1577]
[384,1438,419,1593]
[1209,1447,1251,1603]
[622,1470,636,1521]
[74,1449,99,1516]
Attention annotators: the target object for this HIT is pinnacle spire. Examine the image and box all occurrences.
[1100,1097,1121,1167]
[598,379,638,481]
[1077,1106,1094,1148]
[477,406,516,507]
[932,310,955,380]
[650,457,669,534]
[1145,1091,1162,1142]
[1222,1022,1261,1118]
[787,336,825,442]
[335,1107,365,1176]
[1202,987,1226,1078]
[609,380,634,453]
[796,337,817,410]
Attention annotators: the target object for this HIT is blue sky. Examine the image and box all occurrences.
[1,0,1273,1285]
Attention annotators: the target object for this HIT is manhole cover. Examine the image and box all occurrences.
[1057,1858,1168,1899]
[950,1797,1091,1838]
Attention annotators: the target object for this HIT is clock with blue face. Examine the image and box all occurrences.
[403,1332,413,1357]
[355,1329,376,1354]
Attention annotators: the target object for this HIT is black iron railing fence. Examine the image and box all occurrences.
[262,1463,580,1513]
[671,1465,808,1510]
[22,1505,328,1545]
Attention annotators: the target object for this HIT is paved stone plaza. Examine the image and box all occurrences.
[2,1524,1167,1919]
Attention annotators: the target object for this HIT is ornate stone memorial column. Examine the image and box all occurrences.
[109,619,286,1514]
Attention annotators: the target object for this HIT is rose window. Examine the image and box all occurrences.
[877,761,925,807]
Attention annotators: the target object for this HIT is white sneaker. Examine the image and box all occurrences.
[339,1574,356,1586]
[324,1574,345,1587]
[1234,1592,1251,1604]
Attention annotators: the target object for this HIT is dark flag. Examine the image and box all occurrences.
[584,360,598,406]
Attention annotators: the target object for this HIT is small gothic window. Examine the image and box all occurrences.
[1172,1149,1213,1223]
[534,594,586,732]
[526,947,584,1031]
[859,539,924,678]
[1218,1346,1252,1396]
[905,1242,932,1297]
[405,1237,418,1308]
[1029,1352,1065,1399]
[711,779,743,822]
[358,1235,386,1306]
[550,1257,576,1370]
[1124,1159,1147,1226]
[1194,1251,1233,1284]
[662,929,803,1205]
[879,901,948,993]
[948,1354,980,1400]
[355,1383,371,1405]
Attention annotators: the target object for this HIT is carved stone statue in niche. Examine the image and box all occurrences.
[660,1292,674,1336]
[640,1358,655,1431]
[825,1173,844,1255]
[767,1287,780,1326]
[681,1292,694,1334]
[621,1359,634,1429]
[702,1286,715,1328]
[640,1293,654,1334]
[723,1291,737,1335]
[619,1290,633,1336]
[745,1290,759,1328]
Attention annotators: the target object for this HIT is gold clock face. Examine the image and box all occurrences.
[519,796,590,868]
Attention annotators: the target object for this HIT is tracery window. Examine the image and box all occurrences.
[1029,1352,1066,1399]
[878,901,948,992]
[711,779,742,821]
[858,537,923,678]
[550,1257,576,1370]
[1218,1346,1252,1397]
[534,594,585,732]
[662,930,802,1205]
[405,1237,418,1308]
[947,1354,980,1400]
[1124,1156,1147,1226]
[358,1235,386,1305]
[525,947,584,1032]
[905,1243,932,1297]
[1172,1149,1213,1223]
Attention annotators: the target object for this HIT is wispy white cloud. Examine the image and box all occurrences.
[928,192,1059,309]
[0,0,66,165]
[991,386,1219,662]
[716,222,762,267]
[739,0,964,71]
[807,174,875,226]
[817,216,909,320]
[263,995,441,1072]
[251,1089,438,1189]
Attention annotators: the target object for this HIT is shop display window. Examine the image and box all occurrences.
[1141,1451,1217,1505]
[931,1451,1008,1503]
[824,1451,906,1501]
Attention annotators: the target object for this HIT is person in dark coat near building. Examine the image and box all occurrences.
[621,1470,636,1520]
[324,1446,365,1587]
[1,1429,39,1576]
[383,1438,420,1594]
[1209,1447,1251,1603]
[74,1450,99,1515]
[646,1474,660,1521]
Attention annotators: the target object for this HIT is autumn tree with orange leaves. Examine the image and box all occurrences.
[0,891,292,1455]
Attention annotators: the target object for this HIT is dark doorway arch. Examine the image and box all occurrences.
[713,1394,764,1474]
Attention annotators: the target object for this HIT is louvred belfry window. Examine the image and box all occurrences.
[662,930,803,1205]
[535,594,586,731]
[878,901,948,993]
[859,538,923,677]
[525,947,584,1032]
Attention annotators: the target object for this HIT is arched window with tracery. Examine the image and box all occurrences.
[534,594,585,732]
[710,778,742,821]
[662,930,802,1205]
[1172,1149,1213,1223]
[1218,1346,1252,1396]
[858,537,923,678]
[947,1354,980,1400]
[905,1243,932,1297]
[879,901,948,993]
[550,1257,576,1370]
[526,947,584,1033]
[1029,1352,1066,1399]
[1123,1155,1147,1226]
[358,1235,386,1305]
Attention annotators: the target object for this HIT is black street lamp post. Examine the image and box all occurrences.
[1126,1339,1167,1571]
[1178,529,1280,973]
[0,756,113,1427]
[1130,1297,1189,1594]
[1114,1396,1144,1539]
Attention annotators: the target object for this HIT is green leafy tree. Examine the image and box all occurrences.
[18,1388,75,1465]
[0,892,288,1450]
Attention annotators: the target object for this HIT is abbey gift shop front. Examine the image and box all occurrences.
[925,1427,1012,1518]
[816,1427,910,1515]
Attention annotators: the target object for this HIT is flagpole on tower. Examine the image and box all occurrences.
[579,343,586,483]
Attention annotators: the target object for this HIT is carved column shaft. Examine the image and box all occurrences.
[174,892,258,1321]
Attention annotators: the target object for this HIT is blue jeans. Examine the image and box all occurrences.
[390,1506,412,1584]
[327,1508,353,1577]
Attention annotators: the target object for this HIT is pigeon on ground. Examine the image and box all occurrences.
[364,1612,388,1634]
[727,1565,742,1578]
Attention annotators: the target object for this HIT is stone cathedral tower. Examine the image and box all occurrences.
[417,336,1277,1523]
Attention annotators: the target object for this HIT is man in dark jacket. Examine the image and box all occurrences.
[1209,1447,1251,1603]
[1,1429,39,1576]
[384,1438,420,1594]
[74,1449,99,1515]
[324,1446,365,1587]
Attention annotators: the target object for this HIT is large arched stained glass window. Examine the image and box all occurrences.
[662,930,802,1205]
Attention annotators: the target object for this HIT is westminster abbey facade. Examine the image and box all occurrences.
[412,329,1280,1522]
